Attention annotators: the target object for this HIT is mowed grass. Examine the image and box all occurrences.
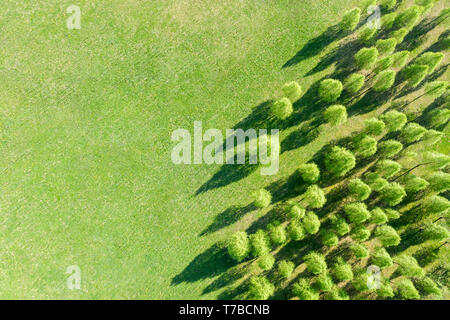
[0,0,420,299]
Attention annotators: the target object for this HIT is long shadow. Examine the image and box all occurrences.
[397,16,442,52]
[171,243,235,285]
[282,24,342,68]
[199,203,256,236]
[202,265,248,295]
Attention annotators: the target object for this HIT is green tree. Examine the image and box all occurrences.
[385,208,400,220]
[297,163,320,184]
[421,195,449,215]
[426,171,450,193]
[344,73,365,94]
[353,134,378,158]
[278,260,295,279]
[373,69,396,92]
[376,225,401,246]
[371,247,393,268]
[365,172,389,191]
[340,7,362,31]
[424,152,450,170]
[292,279,319,300]
[271,97,293,120]
[355,47,379,70]
[395,254,425,277]
[401,123,427,143]
[391,28,408,44]
[376,160,402,179]
[303,212,321,234]
[324,287,349,300]
[287,220,305,241]
[374,56,394,74]
[403,64,429,87]
[348,179,372,201]
[376,38,397,56]
[350,243,369,258]
[352,271,371,292]
[331,216,351,236]
[370,207,388,225]
[394,5,424,30]
[379,110,407,132]
[396,278,420,300]
[254,189,272,208]
[427,108,450,128]
[268,222,287,245]
[282,81,303,102]
[364,118,385,136]
[415,52,445,73]
[358,26,377,43]
[248,276,275,300]
[319,79,343,103]
[378,280,395,298]
[421,224,449,242]
[324,146,356,177]
[380,0,397,11]
[304,185,326,209]
[344,202,370,224]
[332,258,354,281]
[321,229,339,247]
[287,203,306,220]
[378,140,403,158]
[392,50,410,68]
[379,182,406,206]
[351,224,371,241]
[314,273,334,292]
[403,174,429,194]
[227,231,250,262]
[414,277,441,297]
[304,252,327,275]
[249,230,271,257]
[423,129,444,145]
[381,12,398,29]
[323,104,347,126]
[257,254,275,270]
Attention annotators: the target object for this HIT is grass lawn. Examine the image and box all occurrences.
[1,0,447,300]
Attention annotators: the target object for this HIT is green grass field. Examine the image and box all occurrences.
[0,0,448,300]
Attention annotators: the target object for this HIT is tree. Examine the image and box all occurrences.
[348,179,372,201]
[268,222,287,245]
[376,38,397,56]
[355,47,379,70]
[421,224,449,241]
[248,276,275,300]
[271,97,293,120]
[324,287,349,300]
[292,279,319,300]
[297,163,320,184]
[351,224,371,241]
[304,185,326,209]
[340,7,361,31]
[426,171,450,193]
[287,203,306,220]
[423,129,444,145]
[353,134,377,158]
[394,5,423,30]
[358,26,377,43]
[395,254,425,277]
[319,79,343,103]
[396,278,420,300]
[258,254,275,270]
[391,28,408,44]
[282,81,303,102]
[375,225,401,246]
[278,260,295,279]
[381,12,398,29]
[303,212,321,234]
[379,110,407,132]
[331,216,350,236]
[304,252,327,275]
[424,81,448,98]
[373,69,396,92]
[314,273,334,292]
[287,220,305,241]
[332,258,354,281]
[364,172,389,191]
[378,280,395,298]
[364,118,385,136]
[380,0,397,11]
[371,247,393,268]
[370,207,388,225]
[344,202,370,224]
[376,160,402,179]
[253,189,272,208]
[249,230,271,257]
[421,195,449,215]
[414,277,441,297]
[321,229,339,247]
[228,232,250,262]
[344,73,365,94]
[323,105,347,126]
[403,64,429,87]
[324,146,356,177]
[350,243,369,258]
[400,123,427,143]
[385,208,400,220]
[352,271,371,292]
[378,140,403,158]
[402,174,429,194]
[392,50,410,68]
[415,52,445,73]
[379,182,406,206]
[427,108,450,128]
[373,56,394,74]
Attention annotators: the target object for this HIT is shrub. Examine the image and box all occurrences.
[254,189,272,208]
[373,69,396,92]
[401,123,427,143]
[248,276,275,300]
[391,50,410,68]
[391,28,408,44]
[287,220,305,241]
[379,182,406,206]
[319,79,343,103]
[358,26,377,42]
[344,73,365,94]
[321,229,339,247]
[424,81,448,98]
[365,172,389,191]
[340,7,361,31]
[282,81,303,102]
[395,254,425,277]
[426,171,450,193]
[376,38,397,56]
[304,252,327,275]
[297,163,320,184]
[249,230,271,257]
[379,110,407,132]
[415,52,445,73]
[364,118,385,136]
[353,134,378,158]
[303,212,321,234]
[348,179,371,201]
[374,56,394,74]
[304,185,326,209]
[323,105,347,126]
[414,277,441,297]
[351,224,371,241]
[396,279,420,300]
[332,216,350,236]
[378,140,403,158]
[376,160,401,179]
[370,208,388,225]
[385,208,400,220]
[344,202,370,224]
[423,130,444,145]
[227,232,250,262]
[427,108,450,128]
[350,243,369,258]
[403,174,429,194]
[332,259,354,282]
[288,203,306,220]
[371,247,393,268]
[403,64,429,87]
[325,146,356,177]
[381,12,397,29]
[314,273,334,292]
[375,225,401,246]
[258,254,275,270]
[292,279,319,300]
[268,223,287,245]
[271,97,293,120]
[394,5,423,30]
[278,260,295,279]
[355,47,379,70]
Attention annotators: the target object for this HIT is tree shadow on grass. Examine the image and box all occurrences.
[171,243,235,285]
[202,265,248,295]
[199,203,256,236]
